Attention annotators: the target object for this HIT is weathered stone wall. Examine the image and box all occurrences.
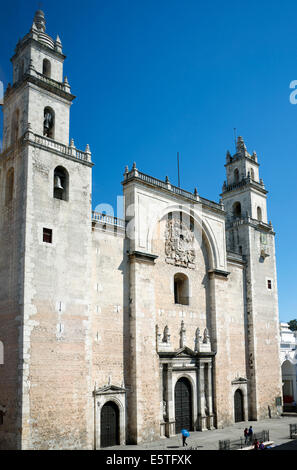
[0,143,28,450]
[19,145,93,449]
[90,226,128,389]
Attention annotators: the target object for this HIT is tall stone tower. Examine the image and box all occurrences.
[0,11,94,449]
[221,136,282,420]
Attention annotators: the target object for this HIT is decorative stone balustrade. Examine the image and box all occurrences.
[92,211,125,229]
[123,165,223,213]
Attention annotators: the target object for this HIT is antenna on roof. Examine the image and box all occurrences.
[177,152,180,187]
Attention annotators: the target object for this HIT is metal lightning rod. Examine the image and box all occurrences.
[177,152,180,187]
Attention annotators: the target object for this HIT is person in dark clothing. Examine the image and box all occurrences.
[248,426,253,444]
[244,428,249,445]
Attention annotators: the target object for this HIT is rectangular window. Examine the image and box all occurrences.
[267,279,272,290]
[43,228,52,244]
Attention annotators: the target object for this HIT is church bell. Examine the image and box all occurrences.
[54,175,64,190]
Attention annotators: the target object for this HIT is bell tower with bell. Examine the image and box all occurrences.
[221,137,282,421]
[0,10,94,449]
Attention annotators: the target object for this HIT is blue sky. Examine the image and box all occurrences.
[0,0,297,322]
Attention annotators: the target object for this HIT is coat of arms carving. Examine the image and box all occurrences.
[164,218,195,269]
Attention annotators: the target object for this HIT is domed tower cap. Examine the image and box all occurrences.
[34,10,46,32]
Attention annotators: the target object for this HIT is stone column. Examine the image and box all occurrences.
[206,361,215,429]
[159,363,166,438]
[198,361,207,431]
[165,364,175,437]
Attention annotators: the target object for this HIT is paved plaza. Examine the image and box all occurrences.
[110,415,297,451]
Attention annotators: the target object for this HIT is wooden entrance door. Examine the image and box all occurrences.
[101,401,119,447]
[175,377,192,433]
[234,389,244,422]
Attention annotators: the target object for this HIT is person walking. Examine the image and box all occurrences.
[181,429,189,447]
[248,426,253,444]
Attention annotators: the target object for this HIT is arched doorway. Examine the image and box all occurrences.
[174,377,192,433]
[100,401,120,447]
[234,389,244,422]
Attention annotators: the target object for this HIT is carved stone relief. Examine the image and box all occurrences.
[165,218,195,269]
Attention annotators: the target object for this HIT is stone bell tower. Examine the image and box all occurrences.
[0,10,94,449]
[221,136,282,420]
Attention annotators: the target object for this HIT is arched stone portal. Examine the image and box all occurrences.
[100,401,120,448]
[174,377,192,433]
[234,389,244,422]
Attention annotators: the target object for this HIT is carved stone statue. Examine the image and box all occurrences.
[194,327,201,352]
[162,325,170,343]
[180,320,186,348]
[203,327,210,344]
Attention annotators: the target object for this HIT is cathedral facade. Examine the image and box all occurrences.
[0,11,282,450]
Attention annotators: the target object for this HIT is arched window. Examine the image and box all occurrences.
[43,107,55,139]
[257,206,262,221]
[11,109,20,145]
[53,166,69,201]
[174,273,189,306]
[234,168,239,183]
[232,201,241,218]
[42,59,51,78]
[5,168,14,206]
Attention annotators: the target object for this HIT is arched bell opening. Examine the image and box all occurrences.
[53,166,69,201]
[43,106,55,139]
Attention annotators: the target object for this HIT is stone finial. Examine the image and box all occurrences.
[226,150,232,163]
[194,327,201,352]
[180,320,186,348]
[194,187,198,197]
[165,175,169,184]
[236,136,249,157]
[63,76,71,93]
[33,10,46,33]
[85,143,91,153]
[70,138,75,148]
[55,35,63,53]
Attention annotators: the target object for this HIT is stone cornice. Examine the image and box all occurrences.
[128,250,158,264]
[208,268,230,280]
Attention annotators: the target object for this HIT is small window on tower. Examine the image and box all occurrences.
[43,228,52,244]
[42,59,51,78]
[267,279,272,290]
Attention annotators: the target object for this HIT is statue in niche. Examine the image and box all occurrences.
[43,109,54,138]
[180,320,186,348]
[162,325,170,343]
[194,327,201,352]
[165,217,195,269]
[203,327,210,344]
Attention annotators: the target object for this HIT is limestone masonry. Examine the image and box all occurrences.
[0,11,282,449]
